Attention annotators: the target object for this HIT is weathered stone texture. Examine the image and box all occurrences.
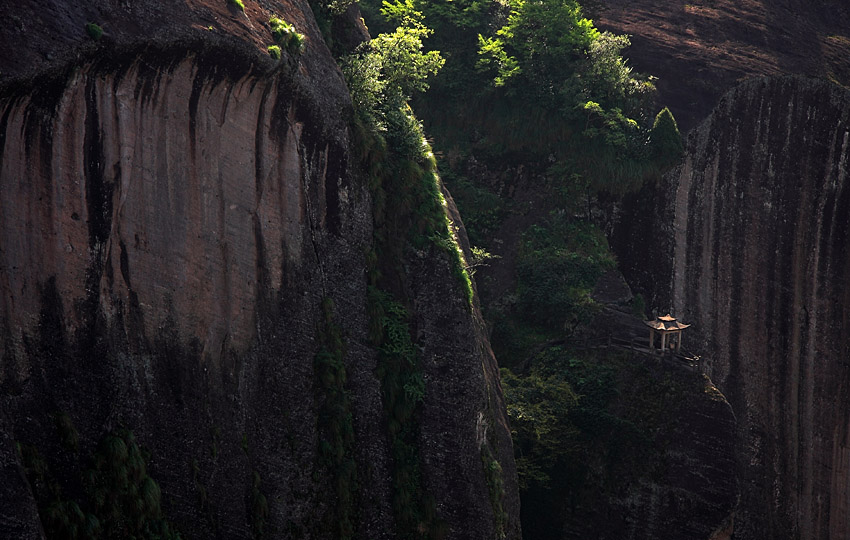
[0,21,518,540]
[624,76,850,540]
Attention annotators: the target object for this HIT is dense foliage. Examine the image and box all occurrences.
[19,426,181,540]
[502,347,701,538]
[360,0,675,192]
[347,1,687,538]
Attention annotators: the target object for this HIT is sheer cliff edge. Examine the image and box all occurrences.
[0,1,520,538]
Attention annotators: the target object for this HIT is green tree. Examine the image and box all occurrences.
[501,367,580,490]
[477,0,599,103]
[343,22,444,131]
[649,106,684,165]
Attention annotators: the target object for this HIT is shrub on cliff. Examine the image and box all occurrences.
[649,106,684,166]
[342,19,444,133]
[269,16,306,56]
[85,23,103,41]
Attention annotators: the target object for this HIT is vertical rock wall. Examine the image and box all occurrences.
[0,39,519,540]
[648,76,850,539]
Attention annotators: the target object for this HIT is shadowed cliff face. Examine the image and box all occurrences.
[594,0,850,133]
[622,76,850,540]
[0,4,519,538]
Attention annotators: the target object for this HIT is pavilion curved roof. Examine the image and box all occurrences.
[645,313,690,331]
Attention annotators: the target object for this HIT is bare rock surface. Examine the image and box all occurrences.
[618,75,850,540]
[0,1,520,538]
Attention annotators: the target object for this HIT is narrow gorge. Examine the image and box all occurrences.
[4,0,850,538]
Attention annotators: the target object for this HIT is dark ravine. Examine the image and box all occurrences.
[617,76,850,540]
[0,2,520,538]
[570,368,738,540]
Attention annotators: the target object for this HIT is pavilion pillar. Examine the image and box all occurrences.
[644,314,690,357]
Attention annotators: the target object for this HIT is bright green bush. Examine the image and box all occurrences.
[269,16,294,42]
[650,106,684,165]
[268,45,281,59]
[287,32,306,55]
[269,16,306,56]
[343,23,444,132]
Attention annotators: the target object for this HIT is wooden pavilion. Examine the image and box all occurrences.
[645,314,690,353]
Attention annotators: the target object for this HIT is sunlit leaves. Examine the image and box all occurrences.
[343,25,444,132]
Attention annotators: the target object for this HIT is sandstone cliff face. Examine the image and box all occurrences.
[0,2,519,538]
[621,76,850,540]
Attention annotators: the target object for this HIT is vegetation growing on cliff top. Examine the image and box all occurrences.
[269,16,306,56]
[359,0,680,193]
[342,9,472,307]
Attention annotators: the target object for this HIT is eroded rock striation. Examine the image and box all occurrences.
[0,2,519,538]
[619,76,850,540]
